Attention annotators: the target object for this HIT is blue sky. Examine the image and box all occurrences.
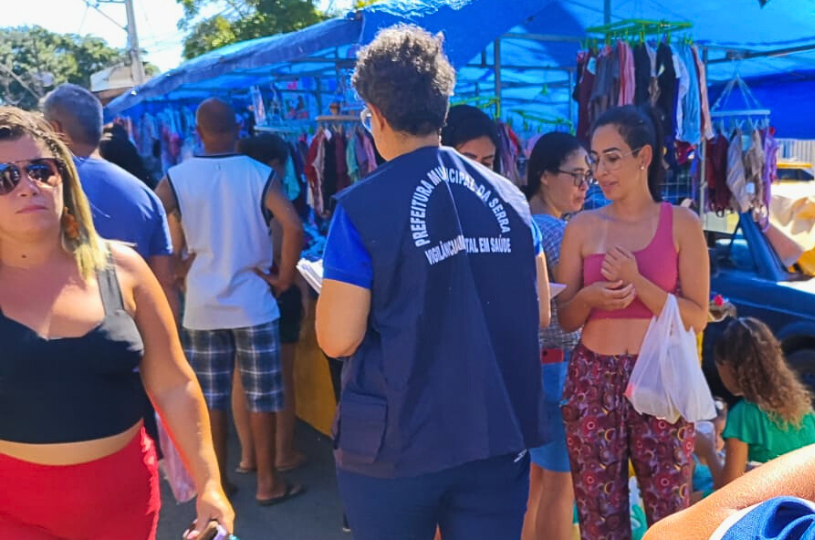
[6,0,346,73]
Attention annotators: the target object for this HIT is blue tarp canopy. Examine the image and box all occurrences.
[106,0,815,137]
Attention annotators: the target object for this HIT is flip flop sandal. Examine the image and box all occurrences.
[235,465,256,474]
[256,482,306,507]
[276,455,309,473]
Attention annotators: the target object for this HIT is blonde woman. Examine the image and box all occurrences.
[0,107,232,540]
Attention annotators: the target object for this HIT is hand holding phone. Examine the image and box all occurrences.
[183,520,230,540]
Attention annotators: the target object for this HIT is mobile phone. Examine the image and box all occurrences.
[184,521,230,540]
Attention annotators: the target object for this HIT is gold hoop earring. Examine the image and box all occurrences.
[62,206,80,241]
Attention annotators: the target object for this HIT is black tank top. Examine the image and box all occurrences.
[0,262,144,444]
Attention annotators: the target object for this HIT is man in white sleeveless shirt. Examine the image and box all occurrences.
[156,98,305,506]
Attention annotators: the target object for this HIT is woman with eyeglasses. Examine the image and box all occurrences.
[556,105,710,540]
[0,107,233,539]
[519,132,588,540]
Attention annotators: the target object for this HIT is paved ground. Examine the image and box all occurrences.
[157,423,348,540]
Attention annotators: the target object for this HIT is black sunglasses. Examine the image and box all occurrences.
[0,158,63,196]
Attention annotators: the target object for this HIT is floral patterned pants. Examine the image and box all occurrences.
[561,344,694,540]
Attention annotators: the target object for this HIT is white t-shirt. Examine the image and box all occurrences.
[168,154,279,330]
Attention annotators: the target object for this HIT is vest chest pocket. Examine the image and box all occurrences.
[338,392,388,464]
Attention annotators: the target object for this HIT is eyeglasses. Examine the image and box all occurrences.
[360,107,373,134]
[587,147,643,172]
[556,169,595,188]
[0,158,63,196]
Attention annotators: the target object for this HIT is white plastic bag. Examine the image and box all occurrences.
[625,296,680,422]
[661,296,717,423]
[625,295,716,423]
[156,414,197,503]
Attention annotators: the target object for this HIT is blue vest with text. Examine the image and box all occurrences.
[333,146,545,478]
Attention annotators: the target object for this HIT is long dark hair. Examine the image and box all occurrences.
[522,132,584,200]
[592,105,664,202]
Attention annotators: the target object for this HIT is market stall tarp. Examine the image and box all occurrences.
[107,0,815,134]
[106,17,362,115]
[106,0,546,116]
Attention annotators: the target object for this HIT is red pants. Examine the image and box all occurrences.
[562,345,694,540]
[0,428,160,540]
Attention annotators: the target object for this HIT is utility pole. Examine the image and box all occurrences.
[93,0,145,85]
[604,0,611,24]
[124,0,145,85]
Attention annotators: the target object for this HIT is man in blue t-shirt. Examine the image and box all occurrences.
[43,84,177,318]
[315,25,551,540]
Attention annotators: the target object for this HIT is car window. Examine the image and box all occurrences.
[715,224,757,272]
[777,168,815,182]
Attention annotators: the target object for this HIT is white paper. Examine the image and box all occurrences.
[297,258,323,293]
[549,283,567,298]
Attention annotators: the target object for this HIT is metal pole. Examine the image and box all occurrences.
[493,39,502,119]
[315,77,323,115]
[604,0,611,24]
[699,47,709,224]
[124,0,145,85]
[568,70,575,133]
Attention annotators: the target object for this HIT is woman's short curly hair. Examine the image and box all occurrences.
[352,24,456,136]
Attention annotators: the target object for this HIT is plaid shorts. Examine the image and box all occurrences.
[182,320,283,413]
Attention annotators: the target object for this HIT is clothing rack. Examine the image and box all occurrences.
[699,66,774,227]
[315,115,360,123]
[585,18,693,46]
[710,71,770,121]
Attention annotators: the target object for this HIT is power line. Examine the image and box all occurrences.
[76,0,127,31]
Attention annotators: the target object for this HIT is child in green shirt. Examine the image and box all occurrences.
[699,317,815,488]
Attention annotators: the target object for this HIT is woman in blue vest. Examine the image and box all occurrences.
[316,25,551,540]
[521,132,590,540]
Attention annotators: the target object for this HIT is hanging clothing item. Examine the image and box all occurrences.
[609,45,622,109]
[498,123,523,186]
[361,132,378,176]
[633,44,652,106]
[762,127,779,187]
[282,154,301,202]
[646,43,661,107]
[321,134,339,217]
[288,141,308,219]
[589,48,615,129]
[677,45,702,145]
[347,134,360,183]
[305,131,326,216]
[656,42,678,170]
[707,134,732,214]
[745,129,768,228]
[728,129,751,213]
[655,43,676,135]
[673,49,691,141]
[335,133,351,193]
[692,46,714,141]
[618,41,636,106]
[576,51,596,144]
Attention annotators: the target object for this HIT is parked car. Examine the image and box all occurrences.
[777,160,815,183]
[703,213,815,404]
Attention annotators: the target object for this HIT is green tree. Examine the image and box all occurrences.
[178,0,326,60]
[0,26,143,110]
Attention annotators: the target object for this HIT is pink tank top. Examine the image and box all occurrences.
[583,202,678,320]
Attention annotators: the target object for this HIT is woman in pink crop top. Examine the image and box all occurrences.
[555,105,710,540]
